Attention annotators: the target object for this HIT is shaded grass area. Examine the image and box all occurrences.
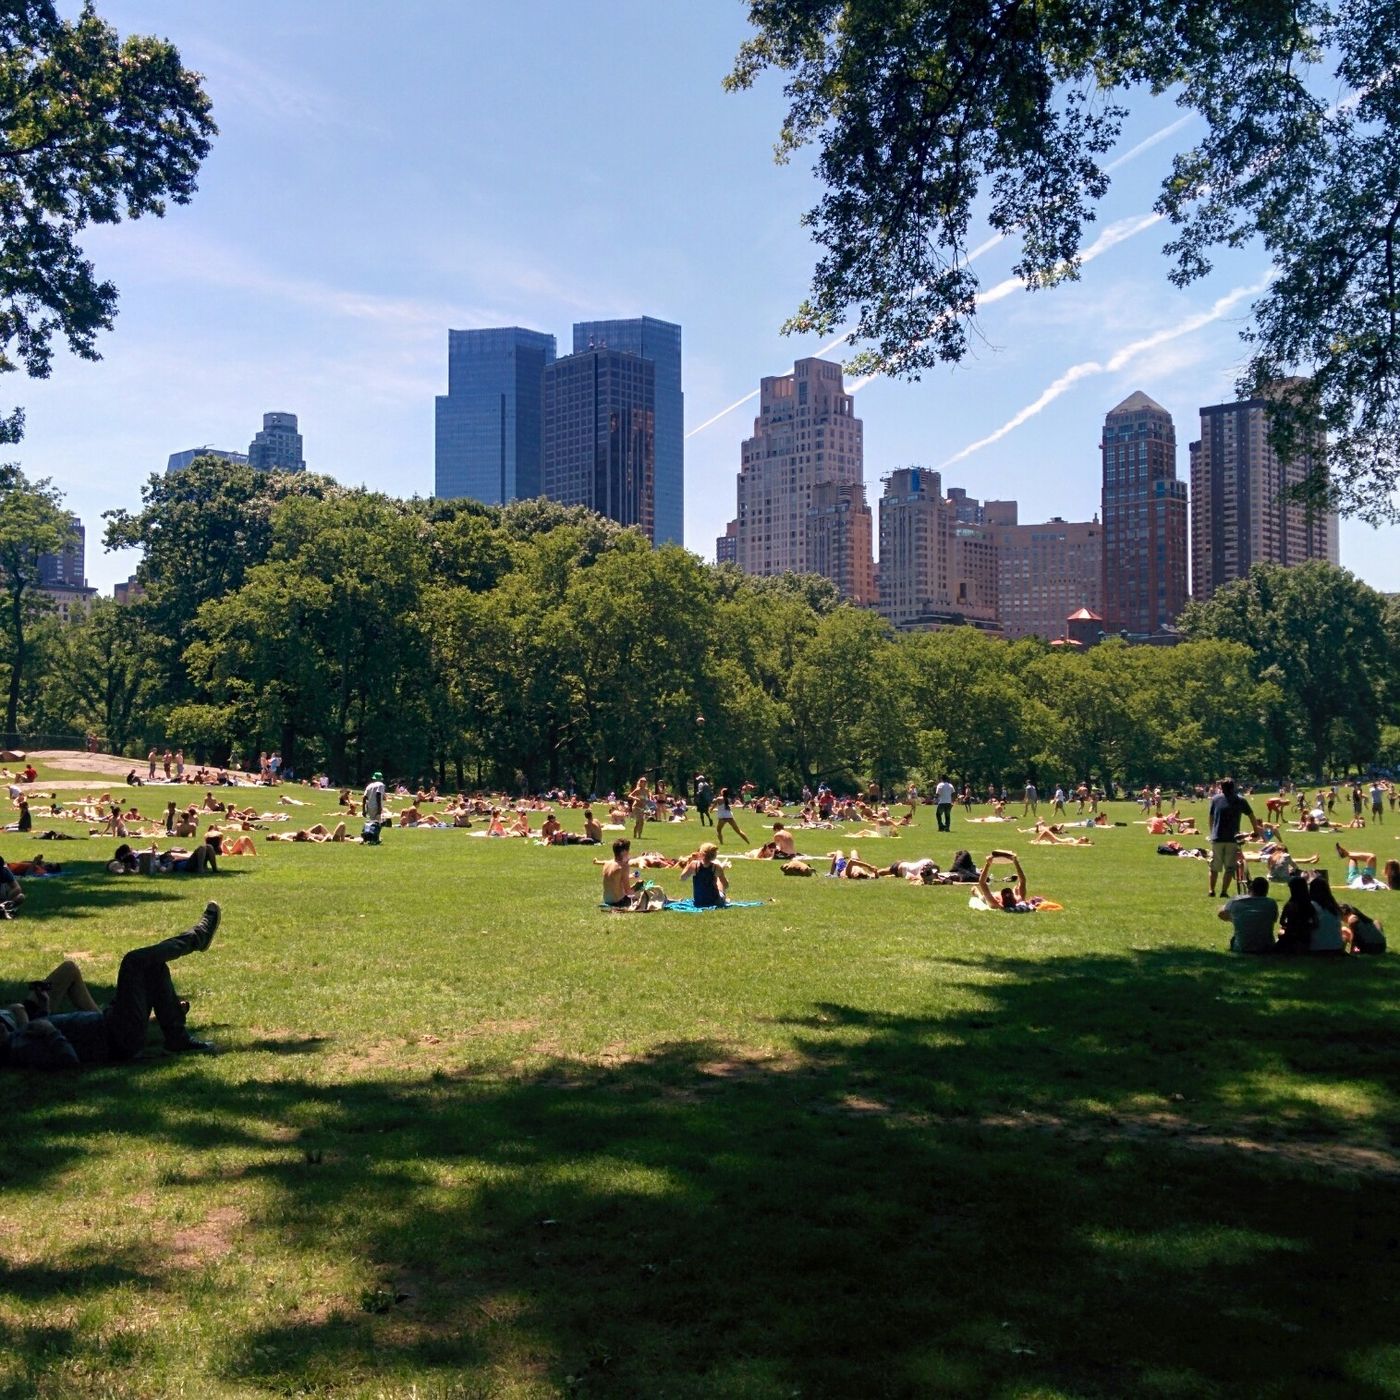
[1,803,1398,1397]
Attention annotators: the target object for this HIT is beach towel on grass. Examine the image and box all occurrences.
[664,899,764,914]
[968,894,1064,912]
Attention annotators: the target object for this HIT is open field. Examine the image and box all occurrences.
[2,793,1399,1398]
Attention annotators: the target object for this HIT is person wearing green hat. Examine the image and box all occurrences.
[362,771,387,843]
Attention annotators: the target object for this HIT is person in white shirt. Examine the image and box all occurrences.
[934,776,955,832]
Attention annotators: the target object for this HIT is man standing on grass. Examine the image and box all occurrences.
[1022,779,1038,817]
[362,771,387,843]
[1208,778,1260,899]
[934,775,954,833]
[694,774,713,827]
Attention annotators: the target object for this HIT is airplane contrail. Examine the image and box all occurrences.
[684,112,1197,441]
[847,210,1167,392]
[935,273,1275,470]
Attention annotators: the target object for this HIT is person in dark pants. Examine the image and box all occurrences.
[934,776,955,832]
[693,774,713,827]
[0,903,221,1068]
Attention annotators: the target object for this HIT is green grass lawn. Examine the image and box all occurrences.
[2,799,1398,1398]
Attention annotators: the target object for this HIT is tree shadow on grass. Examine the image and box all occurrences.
[8,862,248,924]
[2,948,1399,1396]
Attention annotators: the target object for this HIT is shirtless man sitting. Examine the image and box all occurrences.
[600,839,641,908]
[756,823,797,860]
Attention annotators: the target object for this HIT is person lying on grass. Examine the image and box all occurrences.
[826,849,882,879]
[0,903,221,1068]
[1258,845,1319,882]
[1336,843,1380,884]
[202,829,257,856]
[263,823,349,843]
[974,851,1051,912]
[594,850,677,870]
[1025,821,1092,846]
[7,854,61,876]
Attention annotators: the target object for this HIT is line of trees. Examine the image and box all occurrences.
[4,459,1397,792]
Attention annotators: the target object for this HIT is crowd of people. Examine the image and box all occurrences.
[1,753,1393,1069]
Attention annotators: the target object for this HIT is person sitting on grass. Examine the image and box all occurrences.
[756,823,797,860]
[0,903,222,1067]
[680,842,728,907]
[1307,873,1347,955]
[1385,859,1400,892]
[601,839,639,909]
[583,809,602,844]
[974,850,1048,912]
[0,856,24,917]
[1220,875,1281,953]
[1338,903,1386,954]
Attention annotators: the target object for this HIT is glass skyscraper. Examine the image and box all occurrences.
[572,317,682,545]
[435,327,557,502]
[544,349,655,539]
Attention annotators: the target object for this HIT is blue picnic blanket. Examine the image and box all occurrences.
[663,899,764,914]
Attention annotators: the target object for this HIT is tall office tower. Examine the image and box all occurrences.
[1189,382,1339,603]
[166,446,250,475]
[1100,391,1188,637]
[876,468,1001,631]
[37,515,84,588]
[573,317,683,545]
[543,348,656,538]
[715,518,738,564]
[995,513,1104,639]
[736,358,864,589]
[248,412,305,472]
[435,327,557,502]
[807,481,876,604]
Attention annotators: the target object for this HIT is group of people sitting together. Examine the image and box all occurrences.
[1221,875,1385,955]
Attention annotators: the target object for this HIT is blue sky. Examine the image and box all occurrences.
[21,2,1400,593]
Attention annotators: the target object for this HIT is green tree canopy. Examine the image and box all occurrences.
[0,465,71,738]
[729,0,1400,518]
[0,3,214,438]
[1178,561,1393,776]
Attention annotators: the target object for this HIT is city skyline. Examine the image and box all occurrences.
[8,3,1398,594]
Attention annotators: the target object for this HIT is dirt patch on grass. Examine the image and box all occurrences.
[697,1047,806,1080]
[168,1205,245,1268]
[979,1109,1400,1179]
[28,749,259,782]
